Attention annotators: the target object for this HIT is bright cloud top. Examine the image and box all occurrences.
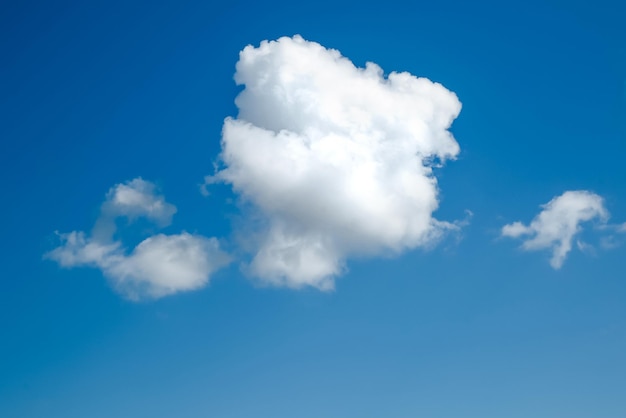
[104,178,176,225]
[92,178,177,241]
[46,178,229,300]
[501,190,609,269]
[208,35,463,290]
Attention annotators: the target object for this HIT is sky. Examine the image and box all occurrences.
[1,0,625,417]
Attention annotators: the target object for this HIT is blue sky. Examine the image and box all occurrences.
[1,0,626,416]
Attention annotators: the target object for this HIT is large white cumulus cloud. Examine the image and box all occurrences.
[501,190,609,269]
[46,178,229,300]
[208,35,463,289]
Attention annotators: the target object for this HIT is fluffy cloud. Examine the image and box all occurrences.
[501,190,609,269]
[207,35,463,289]
[103,178,176,225]
[46,179,229,300]
[92,178,177,241]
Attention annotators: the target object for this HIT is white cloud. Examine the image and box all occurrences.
[104,178,177,225]
[106,233,227,299]
[48,230,121,268]
[501,190,609,269]
[207,35,463,289]
[92,178,177,241]
[47,231,229,300]
[46,178,229,300]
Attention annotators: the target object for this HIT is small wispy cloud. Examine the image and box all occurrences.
[46,178,229,300]
[91,178,177,241]
[204,35,465,290]
[501,190,609,268]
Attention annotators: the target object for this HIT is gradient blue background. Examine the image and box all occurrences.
[1,0,625,416]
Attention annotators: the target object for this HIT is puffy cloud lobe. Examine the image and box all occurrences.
[48,231,229,300]
[106,234,226,299]
[49,231,121,268]
[46,179,229,300]
[501,190,609,269]
[92,178,177,241]
[103,178,177,226]
[209,35,463,289]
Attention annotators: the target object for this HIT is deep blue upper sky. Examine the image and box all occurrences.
[1,0,625,417]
